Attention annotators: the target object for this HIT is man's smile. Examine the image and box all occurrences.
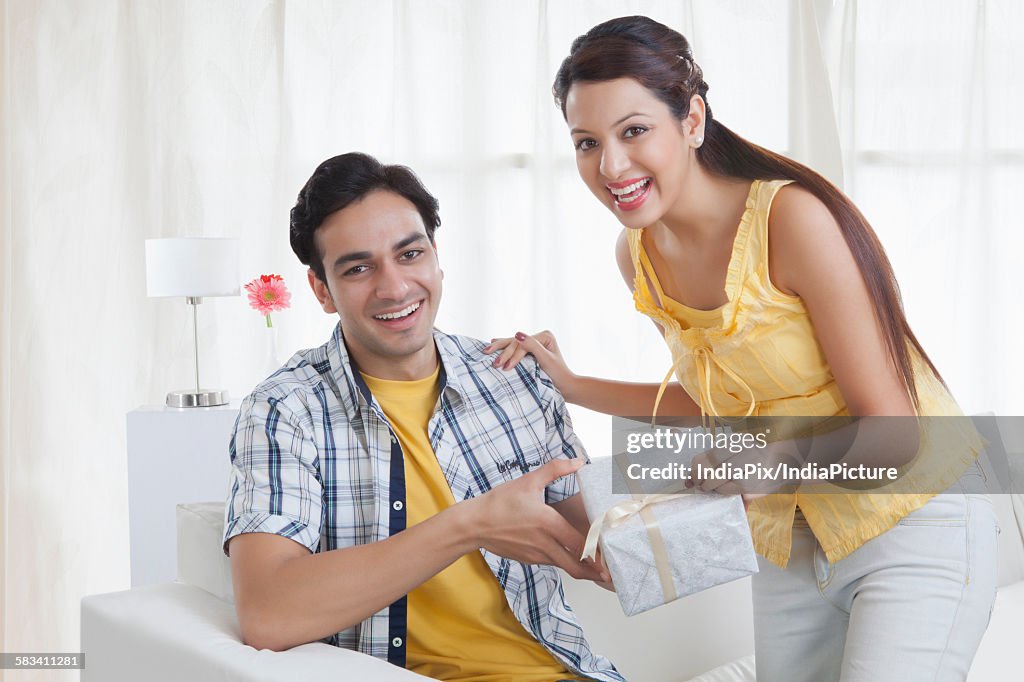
[373,300,422,320]
[371,299,425,331]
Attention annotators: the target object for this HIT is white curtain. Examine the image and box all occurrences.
[1,1,1019,678]
[821,0,1024,417]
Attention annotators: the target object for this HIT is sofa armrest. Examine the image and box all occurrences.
[684,655,755,682]
[178,502,234,603]
[81,583,431,682]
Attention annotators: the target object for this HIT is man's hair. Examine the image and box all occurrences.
[290,152,441,282]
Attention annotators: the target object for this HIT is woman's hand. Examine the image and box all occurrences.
[484,331,577,394]
[686,438,804,497]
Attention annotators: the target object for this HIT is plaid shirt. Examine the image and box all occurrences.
[224,325,623,681]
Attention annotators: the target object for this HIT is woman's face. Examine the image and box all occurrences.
[565,77,698,230]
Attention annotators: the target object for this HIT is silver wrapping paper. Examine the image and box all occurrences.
[577,456,759,616]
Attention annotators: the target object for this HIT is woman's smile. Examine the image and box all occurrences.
[607,176,653,210]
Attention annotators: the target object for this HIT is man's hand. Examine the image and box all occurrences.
[466,458,607,582]
[230,457,608,651]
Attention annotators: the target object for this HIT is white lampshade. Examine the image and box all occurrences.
[145,237,240,298]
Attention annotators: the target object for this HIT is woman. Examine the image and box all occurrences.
[486,15,996,682]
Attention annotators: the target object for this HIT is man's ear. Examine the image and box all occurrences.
[432,239,443,279]
[307,268,337,314]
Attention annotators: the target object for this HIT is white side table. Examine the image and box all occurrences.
[126,403,240,587]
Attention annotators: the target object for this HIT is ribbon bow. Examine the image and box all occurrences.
[581,493,682,604]
[652,342,757,426]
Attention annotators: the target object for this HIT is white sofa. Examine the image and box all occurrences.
[82,495,1024,681]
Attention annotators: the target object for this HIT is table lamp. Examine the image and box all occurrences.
[145,237,240,407]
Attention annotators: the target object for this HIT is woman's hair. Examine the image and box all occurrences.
[553,15,941,405]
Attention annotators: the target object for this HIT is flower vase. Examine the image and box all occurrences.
[263,324,281,376]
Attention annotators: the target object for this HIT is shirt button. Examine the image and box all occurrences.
[392,500,404,511]
[392,636,403,648]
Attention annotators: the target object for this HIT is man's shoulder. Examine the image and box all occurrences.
[241,343,341,419]
[435,330,555,398]
[436,330,540,372]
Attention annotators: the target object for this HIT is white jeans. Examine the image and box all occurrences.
[752,466,998,682]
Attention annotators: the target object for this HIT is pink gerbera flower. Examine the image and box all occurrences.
[244,274,292,327]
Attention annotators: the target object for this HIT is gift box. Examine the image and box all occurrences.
[577,456,759,616]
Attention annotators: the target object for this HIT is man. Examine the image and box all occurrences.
[223,152,622,681]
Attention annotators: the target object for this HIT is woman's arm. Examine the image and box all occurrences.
[484,230,701,417]
[755,185,919,474]
[768,185,916,418]
[691,187,922,496]
[486,333,701,417]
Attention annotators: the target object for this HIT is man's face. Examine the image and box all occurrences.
[309,189,442,380]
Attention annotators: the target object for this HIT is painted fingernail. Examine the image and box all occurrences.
[515,332,526,341]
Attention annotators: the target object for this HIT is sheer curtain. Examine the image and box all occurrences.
[1,1,1019,678]
[1,0,11,663]
[820,0,1024,416]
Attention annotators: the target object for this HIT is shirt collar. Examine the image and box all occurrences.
[325,323,474,420]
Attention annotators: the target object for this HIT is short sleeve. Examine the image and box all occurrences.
[536,365,590,505]
[223,392,325,556]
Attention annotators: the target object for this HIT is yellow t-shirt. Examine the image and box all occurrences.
[361,368,580,682]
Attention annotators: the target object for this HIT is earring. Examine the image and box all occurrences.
[695,135,704,147]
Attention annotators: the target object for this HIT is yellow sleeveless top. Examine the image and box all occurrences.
[627,178,982,567]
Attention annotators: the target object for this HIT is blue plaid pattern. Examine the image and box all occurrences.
[224,325,623,681]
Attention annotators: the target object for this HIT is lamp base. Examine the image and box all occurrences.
[166,389,230,408]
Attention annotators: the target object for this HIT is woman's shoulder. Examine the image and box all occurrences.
[759,179,826,221]
[764,181,854,297]
[767,182,841,250]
